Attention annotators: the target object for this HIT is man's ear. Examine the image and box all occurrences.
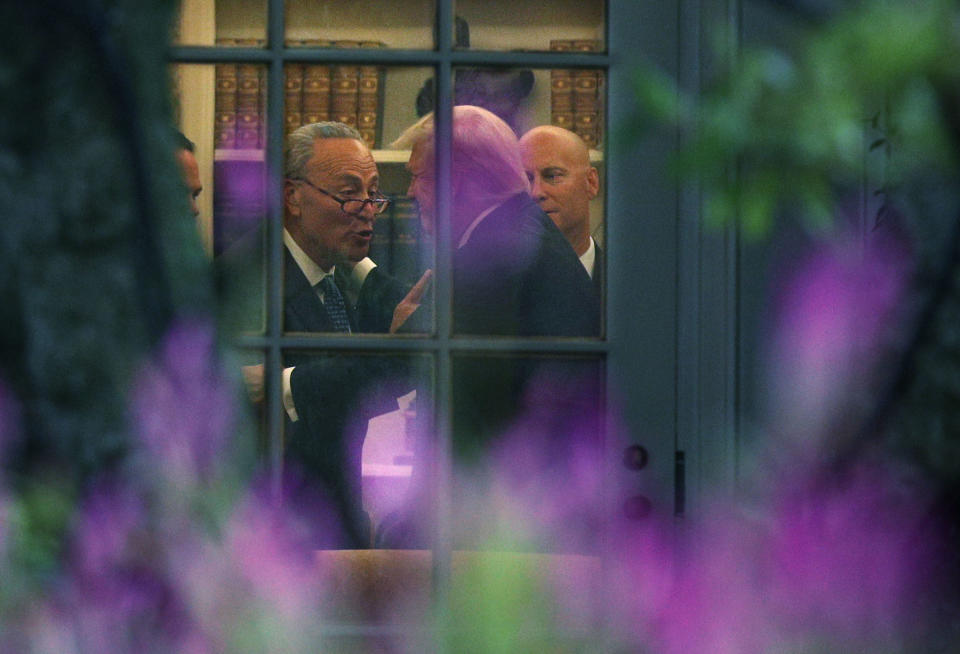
[586,166,600,200]
[284,180,302,217]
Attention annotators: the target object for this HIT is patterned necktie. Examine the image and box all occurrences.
[318,276,352,333]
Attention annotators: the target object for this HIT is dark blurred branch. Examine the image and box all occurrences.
[21,0,174,346]
[837,79,960,470]
[81,0,174,345]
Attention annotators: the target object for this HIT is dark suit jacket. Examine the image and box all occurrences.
[379,194,603,551]
[282,249,407,334]
[217,229,414,548]
[282,248,415,548]
[453,192,600,337]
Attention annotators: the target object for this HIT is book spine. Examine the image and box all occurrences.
[284,61,305,136]
[390,196,423,285]
[330,40,361,127]
[571,39,602,149]
[214,38,238,149]
[357,41,386,149]
[301,39,333,125]
[369,198,395,275]
[235,38,261,150]
[549,40,574,131]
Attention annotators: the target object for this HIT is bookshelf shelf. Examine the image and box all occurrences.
[212,148,601,165]
[373,149,412,164]
[214,148,264,162]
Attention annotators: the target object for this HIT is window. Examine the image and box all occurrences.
[169,0,692,647]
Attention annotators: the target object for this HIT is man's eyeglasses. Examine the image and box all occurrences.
[292,178,391,215]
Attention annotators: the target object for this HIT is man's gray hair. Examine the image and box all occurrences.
[285,122,364,179]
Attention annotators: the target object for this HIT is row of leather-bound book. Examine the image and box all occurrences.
[548,39,603,149]
[214,38,386,150]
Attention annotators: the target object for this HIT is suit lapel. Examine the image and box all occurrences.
[284,248,334,332]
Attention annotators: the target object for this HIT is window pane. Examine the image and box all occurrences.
[282,66,434,336]
[420,70,605,337]
[452,0,604,53]
[449,354,605,552]
[447,355,604,653]
[286,0,436,50]
[279,351,433,553]
[170,62,267,334]
[373,354,605,552]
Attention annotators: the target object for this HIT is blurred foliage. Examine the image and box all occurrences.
[628,0,960,489]
[0,0,222,628]
[628,2,960,642]
[628,0,960,238]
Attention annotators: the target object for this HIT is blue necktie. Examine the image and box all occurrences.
[318,276,352,333]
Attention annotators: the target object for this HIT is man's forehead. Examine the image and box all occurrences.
[328,169,379,184]
[309,139,377,175]
[523,131,587,165]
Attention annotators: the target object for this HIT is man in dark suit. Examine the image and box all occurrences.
[519,125,603,300]
[399,107,599,338]
[381,107,601,550]
[239,122,428,548]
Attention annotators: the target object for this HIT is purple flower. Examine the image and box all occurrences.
[768,465,937,641]
[130,319,234,484]
[766,230,908,455]
[70,481,146,580]
[604,465,940,653]
[225,489,324,612]
[452,366,607,552]
[60,483,205,653]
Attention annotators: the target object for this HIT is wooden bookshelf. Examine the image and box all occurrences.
[174,0,607,253]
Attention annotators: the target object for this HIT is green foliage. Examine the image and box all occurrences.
[447,553,574,654]
[2,478,75,593]
[627,0,960,238]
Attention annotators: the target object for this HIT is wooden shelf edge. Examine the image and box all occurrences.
[213,148,601,164]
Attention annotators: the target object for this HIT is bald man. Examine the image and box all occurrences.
[519,126,602,293]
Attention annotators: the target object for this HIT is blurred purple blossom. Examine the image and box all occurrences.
[69,481,146,580]
[224,479,328,616]
[130,319,234,484]
[767,229,909,453]
[768,465,937,642]
[56,482,203,653]
[603,465,939,653]
[166,477,333,650]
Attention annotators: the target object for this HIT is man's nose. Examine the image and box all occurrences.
[356,200,377,222]
[531,177,546,200]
